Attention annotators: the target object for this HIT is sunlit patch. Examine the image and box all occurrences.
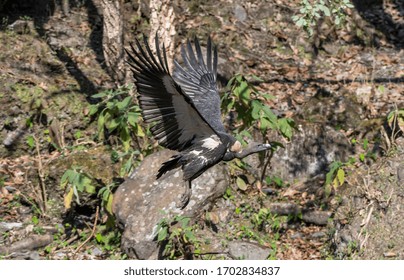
[230,140,242,152]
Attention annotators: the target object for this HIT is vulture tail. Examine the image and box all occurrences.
[156,154,182,179]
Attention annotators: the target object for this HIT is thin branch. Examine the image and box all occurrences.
[73,206,99,257]
[260,148,274,183]
[33,135,47,213]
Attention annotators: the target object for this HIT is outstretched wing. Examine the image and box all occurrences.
[126,36,218,151]
[173,37,226,133]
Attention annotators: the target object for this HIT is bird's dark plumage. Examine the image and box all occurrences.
[127,35,271,208]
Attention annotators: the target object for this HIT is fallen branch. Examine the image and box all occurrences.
[0,234,53,255]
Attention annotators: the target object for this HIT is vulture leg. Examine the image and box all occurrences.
[176,180,192,209]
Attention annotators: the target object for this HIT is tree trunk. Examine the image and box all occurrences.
[149,0,176,72]
[100,0,127,84]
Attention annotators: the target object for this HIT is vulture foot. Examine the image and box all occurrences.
[176,181,191,209]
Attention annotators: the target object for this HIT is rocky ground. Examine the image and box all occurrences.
[0,0,403,259]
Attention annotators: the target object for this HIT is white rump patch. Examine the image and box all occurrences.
[201,135,221,150]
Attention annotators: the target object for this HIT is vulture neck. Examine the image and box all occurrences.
[223,142,271,161]
[223,148,258,161]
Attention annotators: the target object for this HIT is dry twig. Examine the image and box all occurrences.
[73,206,99,257]
[33,135,47,213]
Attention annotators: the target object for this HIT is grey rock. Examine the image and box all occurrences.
[234,5,247,22]
[269,123,353,185]
[270,203,301,216]
[8,20,34,34]
[0,222,23,233]
[291,232,304,239]
[309,231,327,239]
[302,211,331,226]
[54,251,67,260]
[113,149,228,259]
[29,251,41,260]
[228,241,270,260]
[91,247,103,257]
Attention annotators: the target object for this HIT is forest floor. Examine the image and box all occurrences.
[0,0,403,259]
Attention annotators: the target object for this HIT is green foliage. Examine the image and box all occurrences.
[324,160,345,196]
[325,138,376,196]
[60,169,92,206]
[88,84,148,152]
[97,182,118,215]
[387,107,404,143]
[222,74,295,142]
[156,215,201,259]
[26,135,35,149]
[95,225,122,251]
[292,0,354,36]
[60,167,96,209]
[252,208,282,233]
[60,167,118,215]
[223,187,235,201]
[265,175,285,188]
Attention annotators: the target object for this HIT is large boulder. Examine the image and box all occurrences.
[112,149,228,259]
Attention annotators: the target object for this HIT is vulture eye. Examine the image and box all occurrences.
[230,140,242,152]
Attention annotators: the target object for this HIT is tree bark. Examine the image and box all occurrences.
[149,0,176,72]
[100,0,127,84]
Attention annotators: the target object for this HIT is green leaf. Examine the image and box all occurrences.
[127,112,139,127]
[319,5,330,16]
[158,227,168,242]
[184,230,195,241]
[262,106,278,124]
[84,183,96,194]
[106,194,113,214]
[97,113,105,139]
[107,117,120,132]
[363,139,369,150]
[325,161,342,186]
[296,17,306,27]
[91,91,108,98]
[26,135,35,149]
[261,93,275,100]
[239,81,251,105]
[136,125,145,137]
[251,100,262,120]
[377,85,385,93]
[337,168,345,186]
[88,104,99,116]
[180,217,190,228]
[117,96,132,111]
[236,177,248,191]
[31,216,39,225]
[278,118,293,140]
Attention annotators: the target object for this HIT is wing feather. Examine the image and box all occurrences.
[126,35,219,151]
[172,36,225,133]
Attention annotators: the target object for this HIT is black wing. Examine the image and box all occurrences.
[172,37,226,133]
[126,36,219,151]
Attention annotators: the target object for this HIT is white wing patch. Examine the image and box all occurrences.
[201,135,221,150]
[190,150,203,155]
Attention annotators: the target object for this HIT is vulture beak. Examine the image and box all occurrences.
[252,142,272,152]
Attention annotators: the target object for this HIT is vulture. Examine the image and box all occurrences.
[126,35,271,208]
